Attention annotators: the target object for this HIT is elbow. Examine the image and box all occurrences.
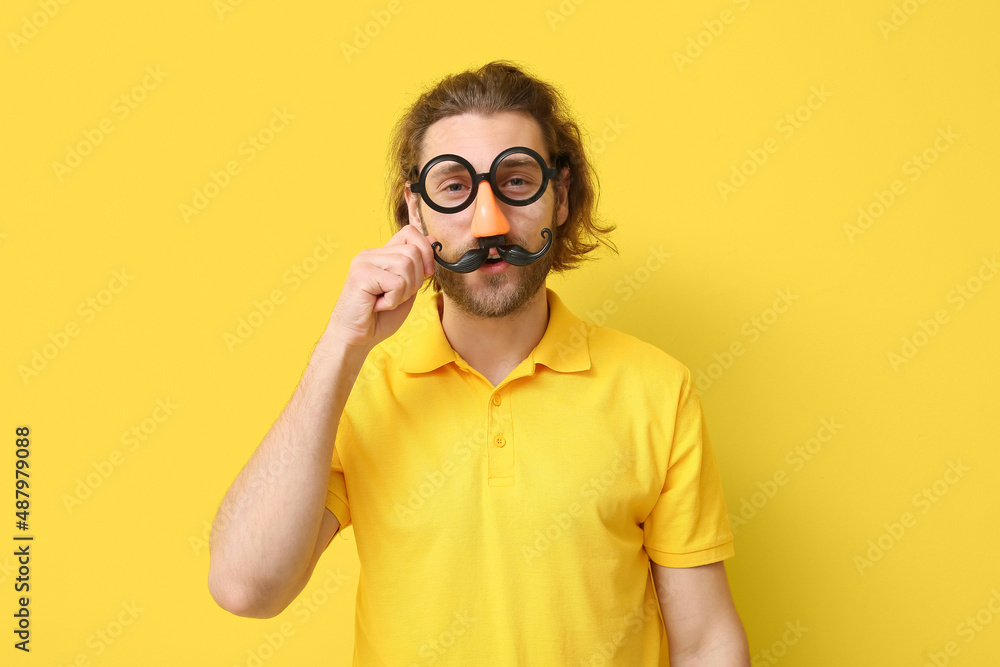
[207,565,259,617]
[667,617,750,666]
[208,562,291,619]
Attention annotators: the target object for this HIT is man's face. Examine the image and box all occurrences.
[405,111,569,319]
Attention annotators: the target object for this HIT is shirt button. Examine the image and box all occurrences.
[491,395,502,406]
[494,435,506,448]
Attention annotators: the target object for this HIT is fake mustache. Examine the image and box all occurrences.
[431,229,553,273]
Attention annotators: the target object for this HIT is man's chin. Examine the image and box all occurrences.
[437,262,548,319]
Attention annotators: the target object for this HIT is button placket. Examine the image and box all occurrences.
[487,386,514,484]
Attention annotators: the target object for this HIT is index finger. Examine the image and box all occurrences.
[386,222,435,276]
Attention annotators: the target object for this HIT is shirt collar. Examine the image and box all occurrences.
[398,286,591,374]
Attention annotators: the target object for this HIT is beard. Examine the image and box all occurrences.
[421,209,558,320]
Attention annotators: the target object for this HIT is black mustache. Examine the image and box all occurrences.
[432,229,552,273]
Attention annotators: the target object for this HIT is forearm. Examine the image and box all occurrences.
[208,331,367,617]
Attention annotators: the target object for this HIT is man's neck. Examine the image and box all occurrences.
[437,286,550,387]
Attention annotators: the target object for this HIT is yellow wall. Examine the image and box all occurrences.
[4,0,998,665]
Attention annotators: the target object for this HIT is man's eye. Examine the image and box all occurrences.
[446,183,466,192]
[502,176,536,190]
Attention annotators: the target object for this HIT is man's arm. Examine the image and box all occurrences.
[651,560,751,666]
[207,337,364,619]
[207,223,438,619]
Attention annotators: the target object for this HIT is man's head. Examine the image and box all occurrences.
[387,61,617,315]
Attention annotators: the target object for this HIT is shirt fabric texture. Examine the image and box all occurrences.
[324,286,735,666]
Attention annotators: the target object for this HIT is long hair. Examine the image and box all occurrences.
[385,60,617,290]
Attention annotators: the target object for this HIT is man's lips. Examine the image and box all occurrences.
[480,252,507,270]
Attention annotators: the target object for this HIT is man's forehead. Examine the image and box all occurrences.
[418,111,550,169]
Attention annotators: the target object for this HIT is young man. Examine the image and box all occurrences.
[209,61,750,665]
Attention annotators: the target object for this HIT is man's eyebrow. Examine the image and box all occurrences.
[429,162,470,178]
[498,156,538,168]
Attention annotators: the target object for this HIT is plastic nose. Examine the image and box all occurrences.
[470,180,511,238]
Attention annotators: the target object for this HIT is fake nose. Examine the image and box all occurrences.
[470,180,511,239]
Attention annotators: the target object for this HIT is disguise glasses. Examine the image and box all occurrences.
[408,146,558,214]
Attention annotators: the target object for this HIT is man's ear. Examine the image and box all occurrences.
[555,166,570,227]
[404,184,424,229]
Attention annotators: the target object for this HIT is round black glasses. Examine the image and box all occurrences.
[408,146,558,214]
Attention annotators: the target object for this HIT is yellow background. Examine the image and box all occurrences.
[3,0,999,665]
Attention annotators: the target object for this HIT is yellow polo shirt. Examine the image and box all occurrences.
[325,286,735,666]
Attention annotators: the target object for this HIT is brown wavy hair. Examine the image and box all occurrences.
[385,60,617,290]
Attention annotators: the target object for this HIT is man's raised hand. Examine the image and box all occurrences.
[327,223,438,352]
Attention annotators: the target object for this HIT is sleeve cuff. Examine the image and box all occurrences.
[325,489,351,530]
[645,539,735,568]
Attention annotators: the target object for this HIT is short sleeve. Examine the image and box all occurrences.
[643,369,734,567]
[325,414,353,530]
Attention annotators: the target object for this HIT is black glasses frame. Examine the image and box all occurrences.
[408,146,558,214]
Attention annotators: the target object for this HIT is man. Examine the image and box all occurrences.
[208,61,750,665]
